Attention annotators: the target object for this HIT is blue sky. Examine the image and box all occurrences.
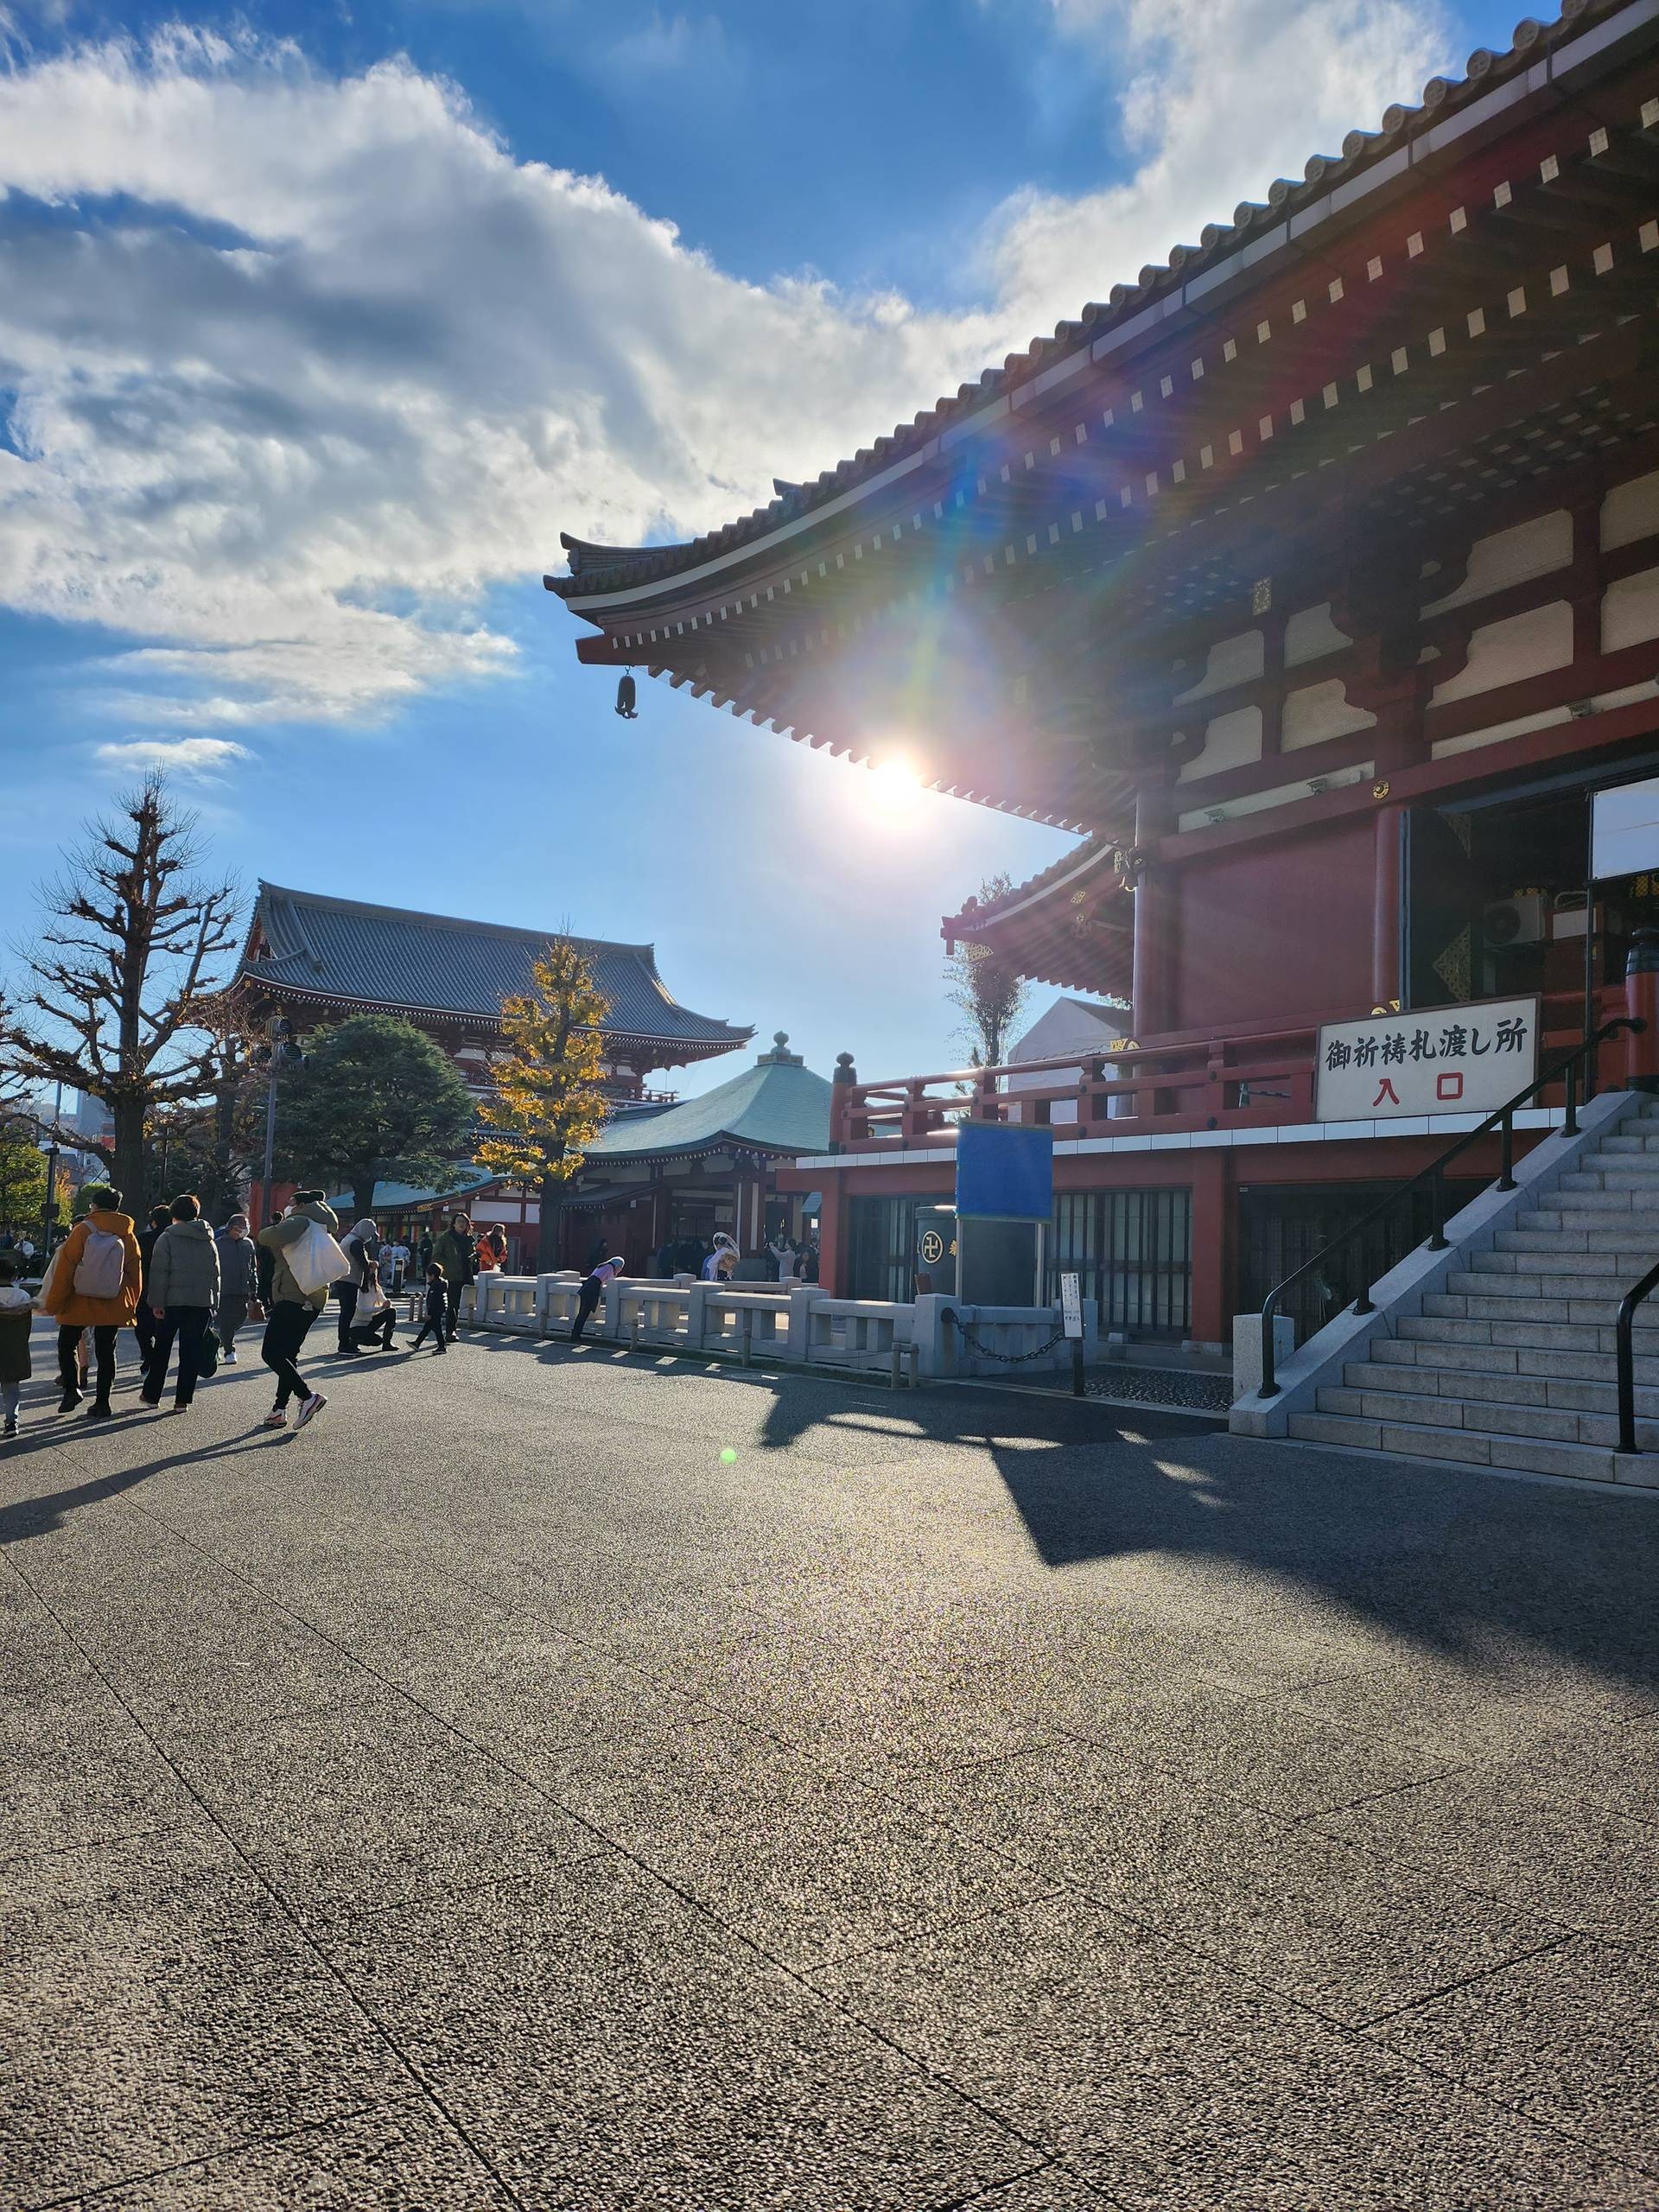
[0,0,1522,1096]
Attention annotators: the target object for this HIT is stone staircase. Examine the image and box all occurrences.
[1290,1096,1659,1482]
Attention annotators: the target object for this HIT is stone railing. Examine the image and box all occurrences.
[461,1272,1095,1386]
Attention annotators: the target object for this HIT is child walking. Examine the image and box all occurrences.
[410,1263,449,1354]
[0,1249,31,1437]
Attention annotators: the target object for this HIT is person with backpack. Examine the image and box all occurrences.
[143,1195,222,1414]
[39,1182,143,1419]
[256,1190,341,1431]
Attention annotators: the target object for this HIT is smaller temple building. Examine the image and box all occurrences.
[561,1033,831,1274]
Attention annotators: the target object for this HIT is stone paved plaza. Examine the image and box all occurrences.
[4,1321,1659,2209]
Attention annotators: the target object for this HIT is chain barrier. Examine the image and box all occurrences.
[949,1317,1067,1363]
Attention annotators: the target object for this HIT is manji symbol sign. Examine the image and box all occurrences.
[1314,995,1540,1124]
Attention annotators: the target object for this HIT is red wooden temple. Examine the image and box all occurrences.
[548,0,1659,1347]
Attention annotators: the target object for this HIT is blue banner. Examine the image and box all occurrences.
[956,1122,1054,1222]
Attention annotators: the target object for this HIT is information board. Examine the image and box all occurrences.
[955,1121,1055,1221]
[1314,996,1539,1123]
[1059,1272,1084,1340]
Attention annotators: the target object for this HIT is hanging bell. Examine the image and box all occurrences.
[615,671,639,720]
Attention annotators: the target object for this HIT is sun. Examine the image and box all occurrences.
[865,757,925,818]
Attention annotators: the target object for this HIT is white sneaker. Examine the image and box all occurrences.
[262,1409,288,1429]
[294,1392,327,1429]
[223,1348,238,1364]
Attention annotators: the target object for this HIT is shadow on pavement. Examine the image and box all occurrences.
[453,1326,1659,1695]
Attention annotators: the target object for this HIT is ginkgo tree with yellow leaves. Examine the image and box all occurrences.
[474,939,613,1272]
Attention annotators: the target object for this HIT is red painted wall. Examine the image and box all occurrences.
[1171,817,1376,1033]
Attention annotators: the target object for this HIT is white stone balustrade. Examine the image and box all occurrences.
[451,1270,1097,1388]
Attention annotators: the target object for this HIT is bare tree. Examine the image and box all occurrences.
[946,872,1030,1069]
[4,777,240,1208]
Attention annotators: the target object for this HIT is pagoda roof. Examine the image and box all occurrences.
[233,882,752,1058]
[944,840,1135,999]
[584,1035,831,1163]
[549,0,1635,609]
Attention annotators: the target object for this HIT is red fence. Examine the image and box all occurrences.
[829,991,1631,1154]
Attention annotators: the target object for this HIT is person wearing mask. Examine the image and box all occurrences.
[41,1182,143,1420]
[134,1202,171,1380]
[214,1213,257,1364]
[143,1195,221,1414]
[570,1255,624,1342]
[335,1218,381,1356]
[434,1212,475,1334]
[257,1190,339,1430]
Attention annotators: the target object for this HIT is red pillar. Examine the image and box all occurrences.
[818,1179,846,1299]
[1130,777,1175,1038]
[1372,803,1404,1011]
[1188,1151,1228,1351]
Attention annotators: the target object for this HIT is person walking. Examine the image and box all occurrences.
[133,1203,171,1382]
[415,1225,433,1279]
[39,1182,142,1420]
[335,1218,381,1356]
[570,1254,624,1342]
[410,1262,449,1353]
[0,1249,33,1438]
[434,1212,475,1334]
[257,1190,339,1431]
[214,1213,256,1364]
[143,1195,221,1414]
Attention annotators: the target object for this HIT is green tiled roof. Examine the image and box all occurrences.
[585,1039,830,1163]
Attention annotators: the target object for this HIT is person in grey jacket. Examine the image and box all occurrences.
[336,1217,381,1356]
[143,1194,222,1413]
[215,1214,257,1364]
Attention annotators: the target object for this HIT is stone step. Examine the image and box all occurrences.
[1313,1382,1647,1447]
[1444,1267,1652,1304]
[1470,1247,1656,1279]
[1397,1312,1641,1354]
[1513,1212,1659,1248]
[1554,1188,1659,1213]
[1495,1227,1652,1255]
[1560,1166,1659,1191]
[1424,1287,1649,1324]
[1285,1408,1642,1484]
[1340,1360,1659,1422]
[1592,1133,1659,1154]
[1368,1335,1659,1385]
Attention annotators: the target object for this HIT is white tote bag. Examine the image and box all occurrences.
[285,1219,353,1299]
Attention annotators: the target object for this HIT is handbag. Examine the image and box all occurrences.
[197,1325,220,1379]
[285,1220,353,1298]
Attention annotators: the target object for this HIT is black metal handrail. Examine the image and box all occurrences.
[1256,1017,1641,1397]
[1616,1255,1659,1456]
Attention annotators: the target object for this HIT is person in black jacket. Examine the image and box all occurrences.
[214,1213,257,1364]
[133,1203,170,1382]
[410,1264,448,1354]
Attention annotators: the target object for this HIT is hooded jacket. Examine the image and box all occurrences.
[149,1218,222,1312]
[41,1208,143,1329]
[257,1198,340,1312]
[215,1229,257,1300]
[340,1222,381,1289]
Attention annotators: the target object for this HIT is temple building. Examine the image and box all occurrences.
[560,1032,831,1274]
[548,0,1659,1349]
[227,883,751,1252]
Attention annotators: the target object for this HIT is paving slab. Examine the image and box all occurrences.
[813,1891,1654,2209]
[896,1741,1566,2025]
[53,2098,515,2209]
[1,1825,405,2205]
[328,1854,1033,2211]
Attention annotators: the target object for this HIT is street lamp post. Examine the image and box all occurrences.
[257,1016,302,1229]
[41,1077,63,1259]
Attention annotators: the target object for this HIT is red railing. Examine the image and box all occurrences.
[829,990,1632,1154]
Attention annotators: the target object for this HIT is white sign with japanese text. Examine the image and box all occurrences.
[1059,1271,1084,1339]
[1315,997,1539,1123]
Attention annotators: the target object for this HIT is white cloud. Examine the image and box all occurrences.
[0,7,1452,734]
[92,735,251,775]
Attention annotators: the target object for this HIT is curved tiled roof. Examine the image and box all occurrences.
[585,1042,832,1161]
[549,0,1629,603]
[236,883,751,1052]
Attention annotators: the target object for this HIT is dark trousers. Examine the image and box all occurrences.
[218,1296,249,1354]
[349,1303,396,1352]
[445,1279,467,1331]
[59,1323,117,1403]
[133,1305,156,1376]
[570,1280,603,1340]
[144,1306,211,1407]
[411,1309,448,1351]
[335,1281,359,1350]
[262,1300,318,1408]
